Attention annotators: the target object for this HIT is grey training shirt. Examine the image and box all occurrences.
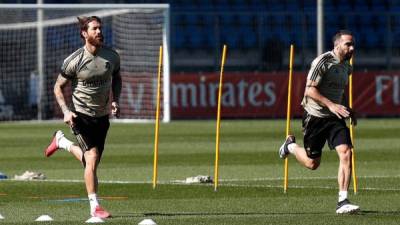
[301,51,352,118]
[61,46,120,117]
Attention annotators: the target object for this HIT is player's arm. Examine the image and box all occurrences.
[305,80,350,119]
[341,92,357,125]
[111,69,122,118]
[54,74,77,126]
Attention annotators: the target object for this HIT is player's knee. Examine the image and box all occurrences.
[84,150,99,166]
[86,151,98,159]
[307,161,320,170]
[304,158,320,170]
[337,145,352,161]
[343,150,352,161]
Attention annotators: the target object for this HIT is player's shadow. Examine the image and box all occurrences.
[111,210,400,219]
[357,210,400,216]
[111,211,329,219]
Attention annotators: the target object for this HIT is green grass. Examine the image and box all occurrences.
[0,119,400,224]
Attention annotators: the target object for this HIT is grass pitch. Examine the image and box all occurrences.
[0,119,400,224]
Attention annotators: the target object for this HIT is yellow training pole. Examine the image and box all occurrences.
[214,44,227,191]
[152,45,163,189]
[349,57,358,194]
[284,44,294,193]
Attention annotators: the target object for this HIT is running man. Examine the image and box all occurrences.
[44,16,121,219]
[279,30,360,214]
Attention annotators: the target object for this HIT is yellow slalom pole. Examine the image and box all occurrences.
[349,57,358,194]
[284,44,294,193]
[152,45,163,189]
[214,44,227,191]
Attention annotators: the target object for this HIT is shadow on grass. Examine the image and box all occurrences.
[111,210,400,219]
[112,211,328,219]
[358,210,400,216]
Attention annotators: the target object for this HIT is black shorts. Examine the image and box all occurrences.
[302,111,352,159]
[73,112,110,160]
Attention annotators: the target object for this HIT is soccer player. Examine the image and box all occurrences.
[44,16,121,219]
[279,30,359,214]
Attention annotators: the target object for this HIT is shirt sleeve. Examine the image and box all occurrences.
[60,59,77,79]
[60,49,83,79]
[112,53,121,77]
[307,55,330,86]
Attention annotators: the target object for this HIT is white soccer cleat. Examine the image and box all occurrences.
[336,199,360,214]
[279,135,295,159]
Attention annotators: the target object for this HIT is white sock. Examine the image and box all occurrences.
[338,191,348,202]
[56,132,73,152]
[287,143,297,154]
[88,193,99,213]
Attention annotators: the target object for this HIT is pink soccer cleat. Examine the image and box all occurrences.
[44,130,63,157]
[91,206,111,219]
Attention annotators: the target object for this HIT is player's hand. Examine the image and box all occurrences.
[347,107,357,126]
[63,110,77,127]
[328,103,350,119]
[111,101,120,118]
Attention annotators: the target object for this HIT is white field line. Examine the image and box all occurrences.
[220,184,400,191]
[6,174,400,191]
[219,174,400,182]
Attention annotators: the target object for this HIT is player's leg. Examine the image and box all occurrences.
[279,135,321,170]
[82,146,110,219]
[279,112,324,170]
[83,147,110,218]
[84,147,99,194]
[85,115,110,218]
[292,144,321,170]
[335,144,359,213]
[328,121,359,214]
[336,144,351,192]
[69,145,84,162]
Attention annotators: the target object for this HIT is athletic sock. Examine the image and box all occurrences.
[287,143,296,154]
[88,193,99,214]
[57,135,73,152]
[338,191,348,202]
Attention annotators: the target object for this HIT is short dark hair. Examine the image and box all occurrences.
[332,30,353,46]
[77,16,102,40]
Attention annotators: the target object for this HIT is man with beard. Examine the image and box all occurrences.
[278,30,360,214]
[44,16,121,219]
